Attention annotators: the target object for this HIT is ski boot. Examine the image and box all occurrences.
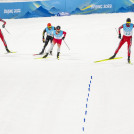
[109,53,116,59]
[39,47,45,55]
[5,46,11,53]
[43,53,48,58]
[50,51,53,55]
[57,52,60,60]
[128,56,131,64]
[39,51,44,55]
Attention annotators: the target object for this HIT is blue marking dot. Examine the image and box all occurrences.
[88,93,89,97]
[85,111,87,115]
[89,84,90,87]
[88,88,90,91]
[91,76,92,79]
[82,127,84,131]
[84,118,85,122]
[86,104,88,108]
[87,98,88,102]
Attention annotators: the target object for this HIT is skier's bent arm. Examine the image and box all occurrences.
[42,29,46,39]
[118,25,123,34]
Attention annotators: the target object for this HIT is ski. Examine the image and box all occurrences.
[33,54,43,56]
[33,52,51,56]
[94,57,123,63]
[128,61,133,65]
[35,56,50,59]
[33,54,39,56]
[5,51,16,54]
[35,57,44,59]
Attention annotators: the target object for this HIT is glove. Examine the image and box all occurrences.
[2,24,5,28]
[43,38,45,43]
[62,37,65,40]
[118,34,121,39]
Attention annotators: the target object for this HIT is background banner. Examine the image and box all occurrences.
[0,0,134,19]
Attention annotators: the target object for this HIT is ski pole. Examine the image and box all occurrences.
[63,40,70,50]
[115,28,122,39]
[115,28,118,34]
[4,27,11,34]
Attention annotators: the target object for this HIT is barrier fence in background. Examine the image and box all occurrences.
[0,0,134,19]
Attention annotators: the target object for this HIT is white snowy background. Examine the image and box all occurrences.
[0,12,134,134]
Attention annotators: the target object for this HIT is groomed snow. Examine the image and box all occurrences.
[0,12,134,134]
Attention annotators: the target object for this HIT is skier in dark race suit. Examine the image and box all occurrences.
[38,23,55,55]
[0,18,10,53]
[110,18,134,64]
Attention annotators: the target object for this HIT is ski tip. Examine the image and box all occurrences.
[114,57,123,59]
[35,57,44,59]
[33,54,38,56]
[35,56,49,59]
[33,54,42,56]
[128,62,133,65]
[5,51,16,54]
[9,51,16,53]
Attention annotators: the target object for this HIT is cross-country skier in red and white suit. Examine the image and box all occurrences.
[110,18,134,63]
[0,18,10,53]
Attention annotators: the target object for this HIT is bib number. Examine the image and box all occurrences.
[126,32,131,35]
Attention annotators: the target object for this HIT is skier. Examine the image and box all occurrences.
[0,18,10,53]
[38,23,55,55]
[110,18,134,63]
[42,25,66,59]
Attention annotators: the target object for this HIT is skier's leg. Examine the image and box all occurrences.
[48,43,54,54]
[127,37,132,63]
[39,37,49,54]
[115,38,125,54]
[110,38,125,59]
[57,44,61,58]
[43,41,55,58]
[49,42,53,55]
[57,40,62,59]
[0,31,10,52]
[49,37,54,55]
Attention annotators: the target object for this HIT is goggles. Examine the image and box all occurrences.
[48,26,52,28]
[126,22,131,24]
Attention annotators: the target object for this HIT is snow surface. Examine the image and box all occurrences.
[0,13,134,134]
